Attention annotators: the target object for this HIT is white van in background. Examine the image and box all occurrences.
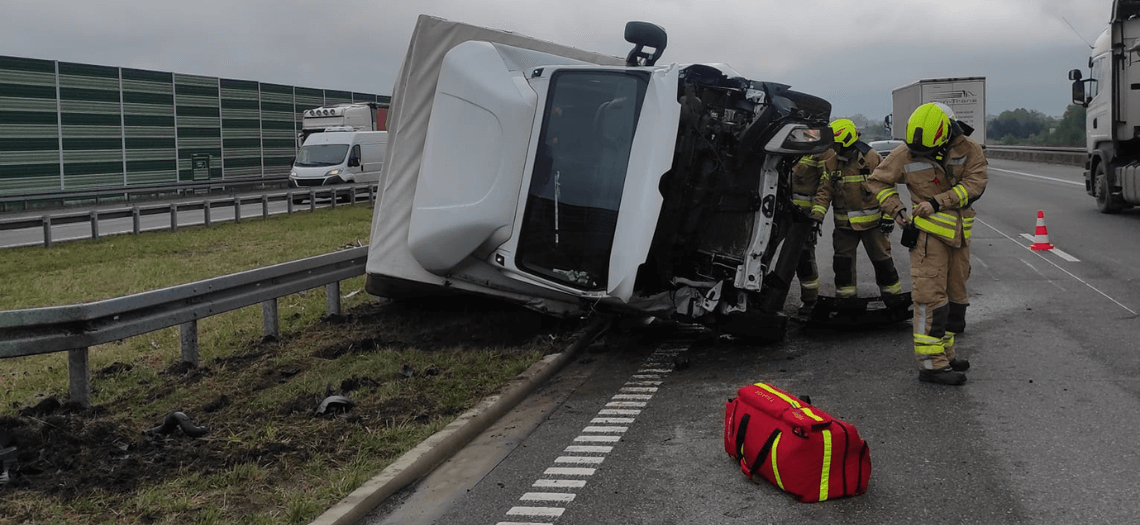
[290,128,387,202]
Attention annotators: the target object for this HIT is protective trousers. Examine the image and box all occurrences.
[796,237,820,304]
[830,227,901,299]
[910,231,971,370]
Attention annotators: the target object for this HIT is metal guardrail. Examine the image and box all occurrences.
[0,246,369,406]
[984,145,1086,167]
[0,176,290,213]
[0,184,375,248]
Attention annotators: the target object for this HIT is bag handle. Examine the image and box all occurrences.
[744,429,781,478]
[734,413,750,459]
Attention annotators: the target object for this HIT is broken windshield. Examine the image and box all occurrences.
[294,143,349,167]
[516,69,648,291]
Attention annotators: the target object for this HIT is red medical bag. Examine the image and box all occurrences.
[723,382,871,502]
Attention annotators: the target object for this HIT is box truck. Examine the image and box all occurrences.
[1068,0,1140,213]
[363,15,840,340]
[299,102,388,146]
[290,128,387,202]
[891,77,987,145]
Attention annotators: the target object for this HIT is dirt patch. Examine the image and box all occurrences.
[0,295,588,520]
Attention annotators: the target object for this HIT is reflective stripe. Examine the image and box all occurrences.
[819,429,833,501]
[848,209,881,224]
[836,286,857,298]
[771,434,784,489]
[801,279,820,290]
[755,383,825,420]
[834,213,849,221]
[793,193,814,208]
[914,216,955,239]
[914,333,941,345]
[881,281,902,295]
[962,216,974,239]
[811,205,828,216]
[915,344,945,355]
[947,156,967,166]
[794,199,812,208]
[929,212,958,226]
[876,188,898,205]
[798,157,824,167]
[941,333,956,346]
[952,184,968,207]
[904,161,935,173]
[841,174,866,183]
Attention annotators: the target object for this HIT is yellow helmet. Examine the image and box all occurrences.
[906,103,951,154]
[830,119,859,149]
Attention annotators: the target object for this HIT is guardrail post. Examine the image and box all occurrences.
[234,196,242,223]
[368,184,375,204]
[68,348,91,407]
[262,299,280,339]
[309,190,316,212]
[169,203,178,232]
[132,206,141,235]
[287,193,294,215]
[42,215,52,248]
[331,188,338,209]
[326,282,341,316]
[262,195,269,219]
[204,200,212,227]
[90,211,100,241]
[180,320,199,366]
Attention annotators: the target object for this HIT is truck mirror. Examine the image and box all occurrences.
[1068,69,1083,81]
[624,21,667,67]
[1071,80,1087,107]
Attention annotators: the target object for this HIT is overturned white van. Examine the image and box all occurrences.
[365,16,834,339]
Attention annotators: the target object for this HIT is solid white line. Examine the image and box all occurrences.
[564,445,612,454]
[1018,233,1081,262]
[507,506,565,518]
[574,435,620,443]
[555,456,604,464]
[990,167,1083,186]
[598,409,640,415]
[582,426,627,433]
[591,417,635,424]
[533,479,586,488]
[544,467,596,476]
[521,492,577,503]
[981,218,1137,315]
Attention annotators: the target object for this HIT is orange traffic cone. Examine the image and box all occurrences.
[1030,210,1055,251]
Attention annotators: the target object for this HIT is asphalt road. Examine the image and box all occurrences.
[361,158,1140,525]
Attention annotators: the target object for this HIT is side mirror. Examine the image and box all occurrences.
[1068,69,1083,81]
[624,21,667,67]
[1071,80,1088,107]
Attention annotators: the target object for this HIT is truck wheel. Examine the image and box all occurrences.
[1094,163,1124,214]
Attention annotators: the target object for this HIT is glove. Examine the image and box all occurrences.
[879,216,894,235]
[810,219,823,238]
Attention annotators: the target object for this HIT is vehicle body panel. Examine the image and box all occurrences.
[891,77,986,145]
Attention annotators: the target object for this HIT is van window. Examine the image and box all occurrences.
[516,70,649,291]
[295,144,349,167]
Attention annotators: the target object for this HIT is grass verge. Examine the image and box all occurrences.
[0,204,574,523]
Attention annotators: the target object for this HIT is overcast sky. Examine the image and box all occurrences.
[1,0,1112,121]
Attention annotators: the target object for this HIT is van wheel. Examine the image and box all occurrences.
[1094,163,1124,214]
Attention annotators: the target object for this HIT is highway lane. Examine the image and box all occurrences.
[362,158,1140,524]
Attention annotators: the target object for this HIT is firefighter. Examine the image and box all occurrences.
[863,103,988,386]
[790,147,827,316]
[808,119,904,307]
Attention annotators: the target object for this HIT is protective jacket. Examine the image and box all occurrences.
[791,152,829,211]
[863,136,988,248]
[809,144,884,230]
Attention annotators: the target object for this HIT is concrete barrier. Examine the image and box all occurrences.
[984,146,1087,167]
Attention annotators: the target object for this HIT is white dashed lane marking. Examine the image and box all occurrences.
[498,345,688,523]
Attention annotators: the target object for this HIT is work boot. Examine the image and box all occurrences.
[919,367,967,386]
[949,358,970,372]
[797,302,816,317]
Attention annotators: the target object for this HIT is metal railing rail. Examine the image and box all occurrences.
[0,184,376,248]
[983,145,1086,167]
[0,176,290,212]
[0,246,369,406]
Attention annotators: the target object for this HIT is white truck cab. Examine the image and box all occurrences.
[290,128,387,198]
